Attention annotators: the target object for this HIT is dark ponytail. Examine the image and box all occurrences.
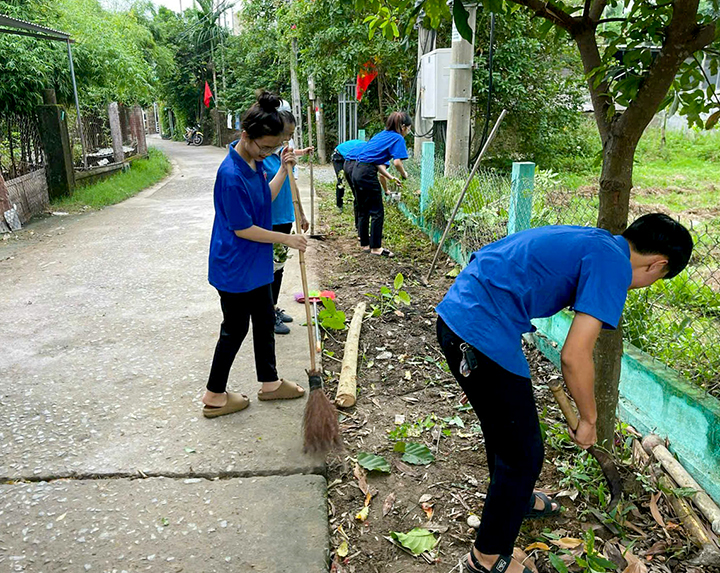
[385,111,412,133]
[241,91,284,139]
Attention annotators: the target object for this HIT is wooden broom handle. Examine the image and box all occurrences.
[286,165,316,371]
[547,379,579,431]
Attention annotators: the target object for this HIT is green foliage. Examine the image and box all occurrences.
[393,441,435,465]
[388,528,438,555]
[356,451,391,473]
[317,297,347,331]
[51,147,170,210]
[366,272,411,317]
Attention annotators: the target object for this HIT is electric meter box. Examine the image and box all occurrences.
[420,48,451,121]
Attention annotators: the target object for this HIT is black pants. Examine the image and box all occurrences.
[352,162,384,249]
[271,222,293,306]
[206,285,278,393]
[343,159,359,233]
[332,152,346,208]
[436,317,544,556]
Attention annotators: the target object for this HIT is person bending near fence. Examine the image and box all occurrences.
[351,112,411,257]
[435,213,693,573]
[202,91,307,419]
[264,108,313,335]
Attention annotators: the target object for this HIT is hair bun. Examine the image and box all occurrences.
[257,91,280,113]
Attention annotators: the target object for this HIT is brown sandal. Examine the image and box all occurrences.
[202,392,250,418]
[257,379,306,401]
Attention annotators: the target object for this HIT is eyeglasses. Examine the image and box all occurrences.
[251,139,279,154]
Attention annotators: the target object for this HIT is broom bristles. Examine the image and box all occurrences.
[303,372,341,454]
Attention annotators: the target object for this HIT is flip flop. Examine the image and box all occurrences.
[525,491,561,519]
[202,392,250,418]
[370,248,394,257]
[464,552,532,573]
[257,379,306,401]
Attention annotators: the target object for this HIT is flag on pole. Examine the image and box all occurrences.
[356,61,378,102]
[203,81,213,108]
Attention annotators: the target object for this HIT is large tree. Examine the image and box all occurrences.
[359,0,719,446]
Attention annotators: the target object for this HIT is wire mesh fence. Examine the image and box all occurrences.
[67,106,115,169]
[402,148,720,397]
[0,111,45,181]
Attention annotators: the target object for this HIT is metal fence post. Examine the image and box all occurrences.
[420,141,435,215]
[508,161,534,235]
[358,129,366,141]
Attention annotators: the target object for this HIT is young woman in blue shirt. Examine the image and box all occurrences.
[263,109,313,335]
[202,92,308,418]
[351,112,411,257]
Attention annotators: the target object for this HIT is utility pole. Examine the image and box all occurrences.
[290,38,304,149]
[444,1,477,177]
[414,25,436,159]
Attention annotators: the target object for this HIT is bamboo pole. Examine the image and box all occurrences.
[643,434,720,535]
[335,302,366,408]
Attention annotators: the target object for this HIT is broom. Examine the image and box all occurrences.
[286,156,341,454]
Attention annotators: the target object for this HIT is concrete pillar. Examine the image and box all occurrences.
[508,162,535,235]
[444,2,477,177]
[133,106,148,156]
[315,97,327,164]
[0,171,10,233]
[108,102,124,164]
[119,104,131,144]
[420,141,435,215]
[37,100,75,199]
[414,26,436,159]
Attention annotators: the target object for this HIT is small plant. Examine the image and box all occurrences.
[317,297,346,330]
[366,273,411,317]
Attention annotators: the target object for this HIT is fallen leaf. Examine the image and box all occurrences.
[382,493,396,516]
[355,506,369,521]
[621,562,648,573]
[389,528,438,555]
[524,542,550,552]
[644,541,668,556]
[421,502,434,521]
[364,492,373,507]
[404,370,412,380]
[603,542,628,570]
[353,463,369,496]
[550,537,583,549]
[649,492,666,528]
[419,494,433,503]
[336,540,349,558]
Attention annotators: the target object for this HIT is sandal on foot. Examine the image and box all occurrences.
[464,552,532,573]
[525,491,561,519]
[257,379,305,401]
[202,392,250,418]
[370,248,394,257]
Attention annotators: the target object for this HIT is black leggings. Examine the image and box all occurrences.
[352,162,384,249]
[206,285,277,393]
[343,159,359,233]
[436,317,544,556]
[271,222,293,306]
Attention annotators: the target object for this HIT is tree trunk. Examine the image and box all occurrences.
[316,95,327,164]
[594,130,638,447]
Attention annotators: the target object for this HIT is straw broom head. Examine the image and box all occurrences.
[303,370,342,454]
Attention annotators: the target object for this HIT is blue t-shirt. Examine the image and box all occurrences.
[337,139,366,159]
[265,151,295,225]
[436,226,633,378]
[208,141,274,293]
[355,130,409,165]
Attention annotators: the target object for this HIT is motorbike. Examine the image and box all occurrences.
[184,125,204,146]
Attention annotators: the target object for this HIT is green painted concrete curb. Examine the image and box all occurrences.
[397,201,720,505]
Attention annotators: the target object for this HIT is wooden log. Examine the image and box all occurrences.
[643,434,720,535]
[335,302,366,408]
[658,474,720,566]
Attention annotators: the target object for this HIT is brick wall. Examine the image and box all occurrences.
[6,169,49,224]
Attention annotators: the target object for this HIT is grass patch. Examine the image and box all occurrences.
[51,147,171,211]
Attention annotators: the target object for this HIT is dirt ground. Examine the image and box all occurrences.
[309,176,719,573]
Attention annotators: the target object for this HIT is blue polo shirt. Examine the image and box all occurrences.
[436,226,633,378]
[264,151,294,226]
[355,130,409,165]
[337,139,366,159]
[208,141,274,293]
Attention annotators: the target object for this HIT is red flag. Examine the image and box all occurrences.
[203,81,213,108]
[356,61,378,101]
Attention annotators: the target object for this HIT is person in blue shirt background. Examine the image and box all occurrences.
[351,112,411,257]
[332,138,364,211]
[435,214,693,573]
[202,91,308,419]
[264,109,313,335]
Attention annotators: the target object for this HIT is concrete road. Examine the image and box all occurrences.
[0,136,329,572]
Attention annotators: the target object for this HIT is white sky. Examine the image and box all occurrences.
[153,0,183,12]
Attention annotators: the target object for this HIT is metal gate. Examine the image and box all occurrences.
[338,82,358,143]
